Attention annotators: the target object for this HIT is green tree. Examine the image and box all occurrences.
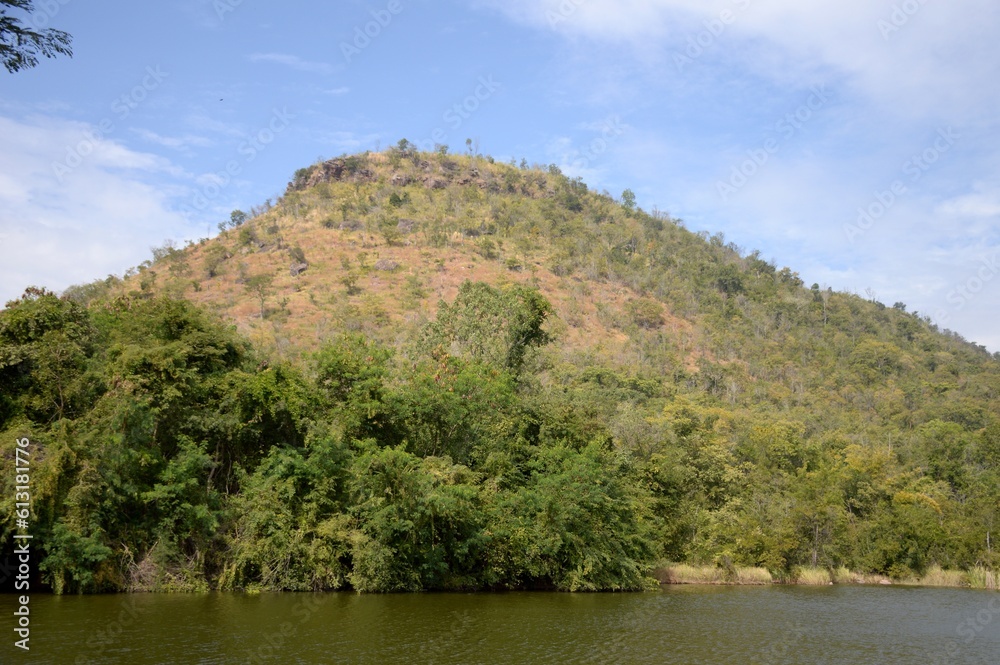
[216,364,313,484]
[243,273,274,319]
[424,281,552,374]
[850,338,903,380]
[621,188,637,212]
[313,334,394,441]
[289,244,307,264]
[487,443,658,591]
[0,0,73,73]
[395,138,414,155]
[38,523,114,594]
[625,298,664,329]
[222,436,354,591]
[349,445,486,592]
[857,488,948,578]
[0,287,97,426]
[387,356,519,465]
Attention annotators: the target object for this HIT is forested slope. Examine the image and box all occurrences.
[2,145,997,592]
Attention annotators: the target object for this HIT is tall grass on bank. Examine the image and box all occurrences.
[657,564,998,589]
[733,567,773,585]
[913,565,966,588]
[656,564,727,584]
[898,565,998,589]
[966,567,998,590]
[656,564,772,585]
[795,567,832,585]
[832,568,892,585]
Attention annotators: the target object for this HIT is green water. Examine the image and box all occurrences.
[2,586,997,664]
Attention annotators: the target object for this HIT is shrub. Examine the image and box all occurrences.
[475,238,499,260]
[626,298,664,329]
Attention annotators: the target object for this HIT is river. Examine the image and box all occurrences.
[2,585,997,663]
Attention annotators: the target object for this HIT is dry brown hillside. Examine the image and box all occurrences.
[121,148,705,371]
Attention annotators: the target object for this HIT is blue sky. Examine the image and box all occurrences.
[2,0,999,351]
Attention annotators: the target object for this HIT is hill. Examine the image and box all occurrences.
[1,144,998,593]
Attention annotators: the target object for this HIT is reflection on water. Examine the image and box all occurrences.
[1,585,997,664]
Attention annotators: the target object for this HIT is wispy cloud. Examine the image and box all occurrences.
[471,0,1000,351]
[475,0,1000,122]
[247,52,336,75]
[0,115,202,303]
[937,182,1000,220]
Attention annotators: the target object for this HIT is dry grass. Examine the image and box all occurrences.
[123,150,709,373]
[734,567,773,585]
[912,565,966,588]
[832,567,859,584]
[892,565,998,589]
[966,567,999,590]
[858,574,893,585]
[796,567,832,585]
[656,563,994,589]
[656,564,729,585]
[655,564,772,585]
[830,568,892,585]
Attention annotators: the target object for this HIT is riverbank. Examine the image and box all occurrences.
[654,564,999,590]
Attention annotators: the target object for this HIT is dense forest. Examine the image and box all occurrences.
[2,145,998,593]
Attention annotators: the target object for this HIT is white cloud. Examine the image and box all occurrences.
[472,0,1000,350]
[477,0,1000,123]
[546,136,603,182]
[0,115,200,305]
[547,117,643,190]
[937,182,1000,220]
